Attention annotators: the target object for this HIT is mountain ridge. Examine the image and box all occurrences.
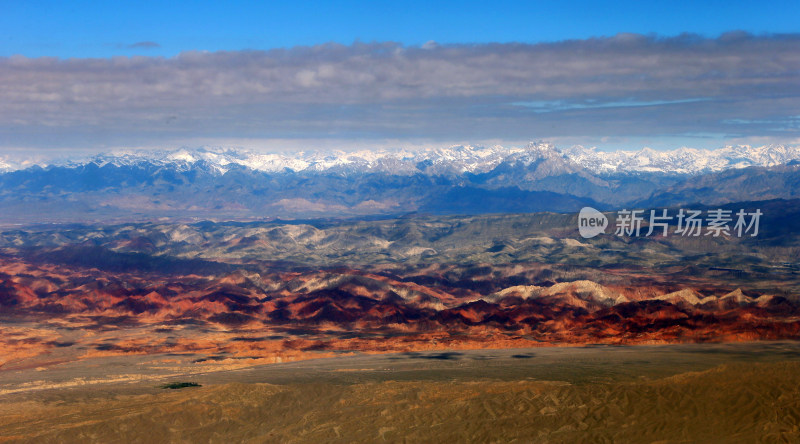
[3,143,799,176]
[0,144,798,223]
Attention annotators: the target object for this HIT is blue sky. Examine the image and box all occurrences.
[3,1,799,58]
[0,1,800,58]
[1,1,799,155]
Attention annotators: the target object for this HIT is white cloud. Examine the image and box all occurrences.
[0,33,799,151]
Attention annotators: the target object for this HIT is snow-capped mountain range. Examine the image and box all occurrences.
[562,144,800,174]
[1,143,799,176]
[0,142,798,224]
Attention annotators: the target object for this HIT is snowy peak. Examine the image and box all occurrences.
[1,143,799,176]
[565,144,800,175]
[72,143,567,176]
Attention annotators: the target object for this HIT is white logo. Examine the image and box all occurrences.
[578,207,762,239]
[578,207,608,238]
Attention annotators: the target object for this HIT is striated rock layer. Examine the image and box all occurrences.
[1,254,798,371]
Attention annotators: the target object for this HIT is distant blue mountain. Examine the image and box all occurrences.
[0,146,797,224]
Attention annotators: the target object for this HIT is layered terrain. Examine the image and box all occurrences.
[1,207,799,373]
[1,185,799,442]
